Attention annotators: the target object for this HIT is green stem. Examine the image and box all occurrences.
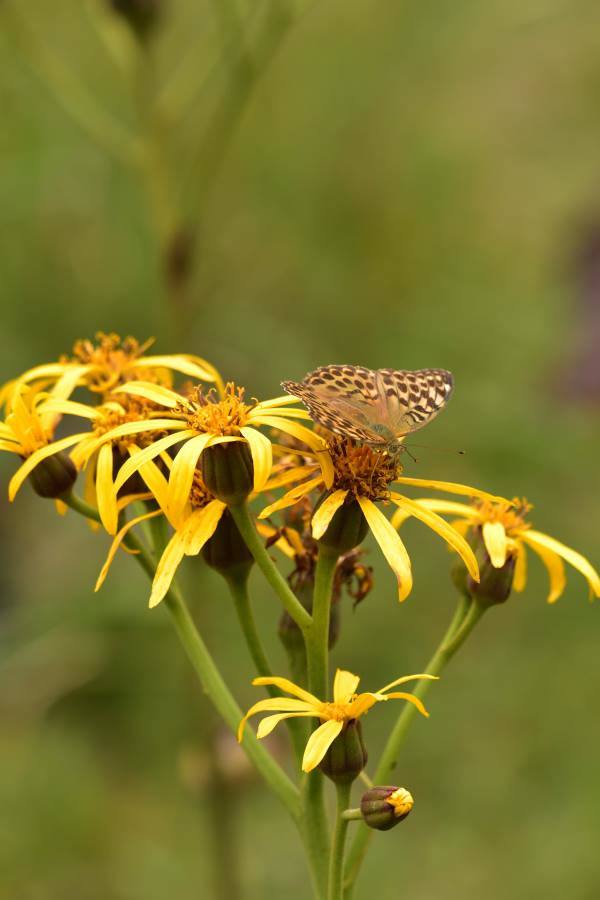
[225,573,306,763]
[306,546,338,698]
[301,546,339,898]
[229,503,312,630]
[343,594,478,897]
[3,1,136,165]
[341,809,363,822]
[63,493,300,821]
[329,782,352,900]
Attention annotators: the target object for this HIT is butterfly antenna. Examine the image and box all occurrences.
[404,443,465,456]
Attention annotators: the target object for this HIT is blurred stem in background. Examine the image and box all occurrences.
[343,594,483,898]
[1,0,298,344]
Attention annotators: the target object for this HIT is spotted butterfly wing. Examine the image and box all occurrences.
[282,365,453,448]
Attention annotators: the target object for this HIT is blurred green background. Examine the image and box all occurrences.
[1,1,599,898]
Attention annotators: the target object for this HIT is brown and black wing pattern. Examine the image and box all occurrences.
[377,368,453,435]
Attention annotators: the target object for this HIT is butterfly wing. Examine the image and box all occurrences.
[282,365,389,444]
[376,368,454,436]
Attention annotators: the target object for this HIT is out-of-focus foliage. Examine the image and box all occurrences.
[1,1,599,898]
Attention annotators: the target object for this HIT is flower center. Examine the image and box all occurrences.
[67,332,158,394]
[327,436,401,500]
[190,471,214,509]
[182,382,253,436]
[474,497,532,534]
[320,700,355,721]
[93,395,165,453]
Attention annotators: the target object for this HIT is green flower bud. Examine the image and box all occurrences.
[314,495,368,554]
[201,508,253,581]
[202,442,254,506]
[467,526,515,608]
[360,785,414,830]
[28,451,77,499]
[319,719,367,785]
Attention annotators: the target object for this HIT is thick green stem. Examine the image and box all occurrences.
[343,595,478,897]
[341,809,363,822]
[229,503,312,630]
[301,546,339,898]
[63,493,300,821]
[225,573,306,764]
[306,547,338,698]
[329,782,352,900]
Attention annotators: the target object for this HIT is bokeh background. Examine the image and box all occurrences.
[1,1,599,898]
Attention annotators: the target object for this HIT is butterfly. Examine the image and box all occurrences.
[282,365,454,457]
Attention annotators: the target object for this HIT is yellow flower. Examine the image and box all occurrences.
[258,436,505,602]
[95,381,332,526]
[5,332,223,404]
[392,497,600,604]
[238,668,437,773]
[0,386,90,502]
[95,470,228,607]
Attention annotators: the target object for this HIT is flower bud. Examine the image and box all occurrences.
[467,526,515,608]
[28,451,77,499]
[314,495,368,554]
[108,0,163,39]
[202,442,254,506]
[319,719,368,784]
[201,508,253,581]
[360,785,414,830]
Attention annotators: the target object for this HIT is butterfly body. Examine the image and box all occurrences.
[282,365,454,456]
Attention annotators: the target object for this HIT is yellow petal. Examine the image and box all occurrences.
[383,691,430,717]
[513,540,528,592]
[262,464,320,491]
[378,673,439,693]
[391,498,475,529]
[302,720,344,772]
[238,697,318,742]
[111,380,185,409]
[149,532,187,608]
[390,493,480,582]
[259,395,305,409]
[95,442,118,535]
[522,530,600,598]
[258,476,323,519]
[256,711,317,739]
[394,475,505,503]
[133,353,221,384]
[520,533,566,604]
[357,497,413,602]
[251,676,321,706]
[183,500,227,555]
[8,432,89,502]
[95,509,162,591]
[168,433,213,526]
[482,521,508,567]
[257,407,312,420]
[311,490,348,541]
[113,430,195,494]
[333,669,361,704]
[240,426,273,492]
[252,415,325,454]
[39,399,99,420]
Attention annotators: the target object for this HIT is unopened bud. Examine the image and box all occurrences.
[314,495,368,554]
[360,785,414,830]
[202,442,254,506]
[28,451,77,499]
[467,526,515,607]
[201,508,253,581]
[319,719,367,785]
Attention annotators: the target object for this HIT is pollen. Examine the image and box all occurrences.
[182,382,254,436]
[93,394,166,453]
[474,496,532,534]
[189,471,214,509]
[320,701,355,721]
[66,332,159,394]
[327,436,401,501]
